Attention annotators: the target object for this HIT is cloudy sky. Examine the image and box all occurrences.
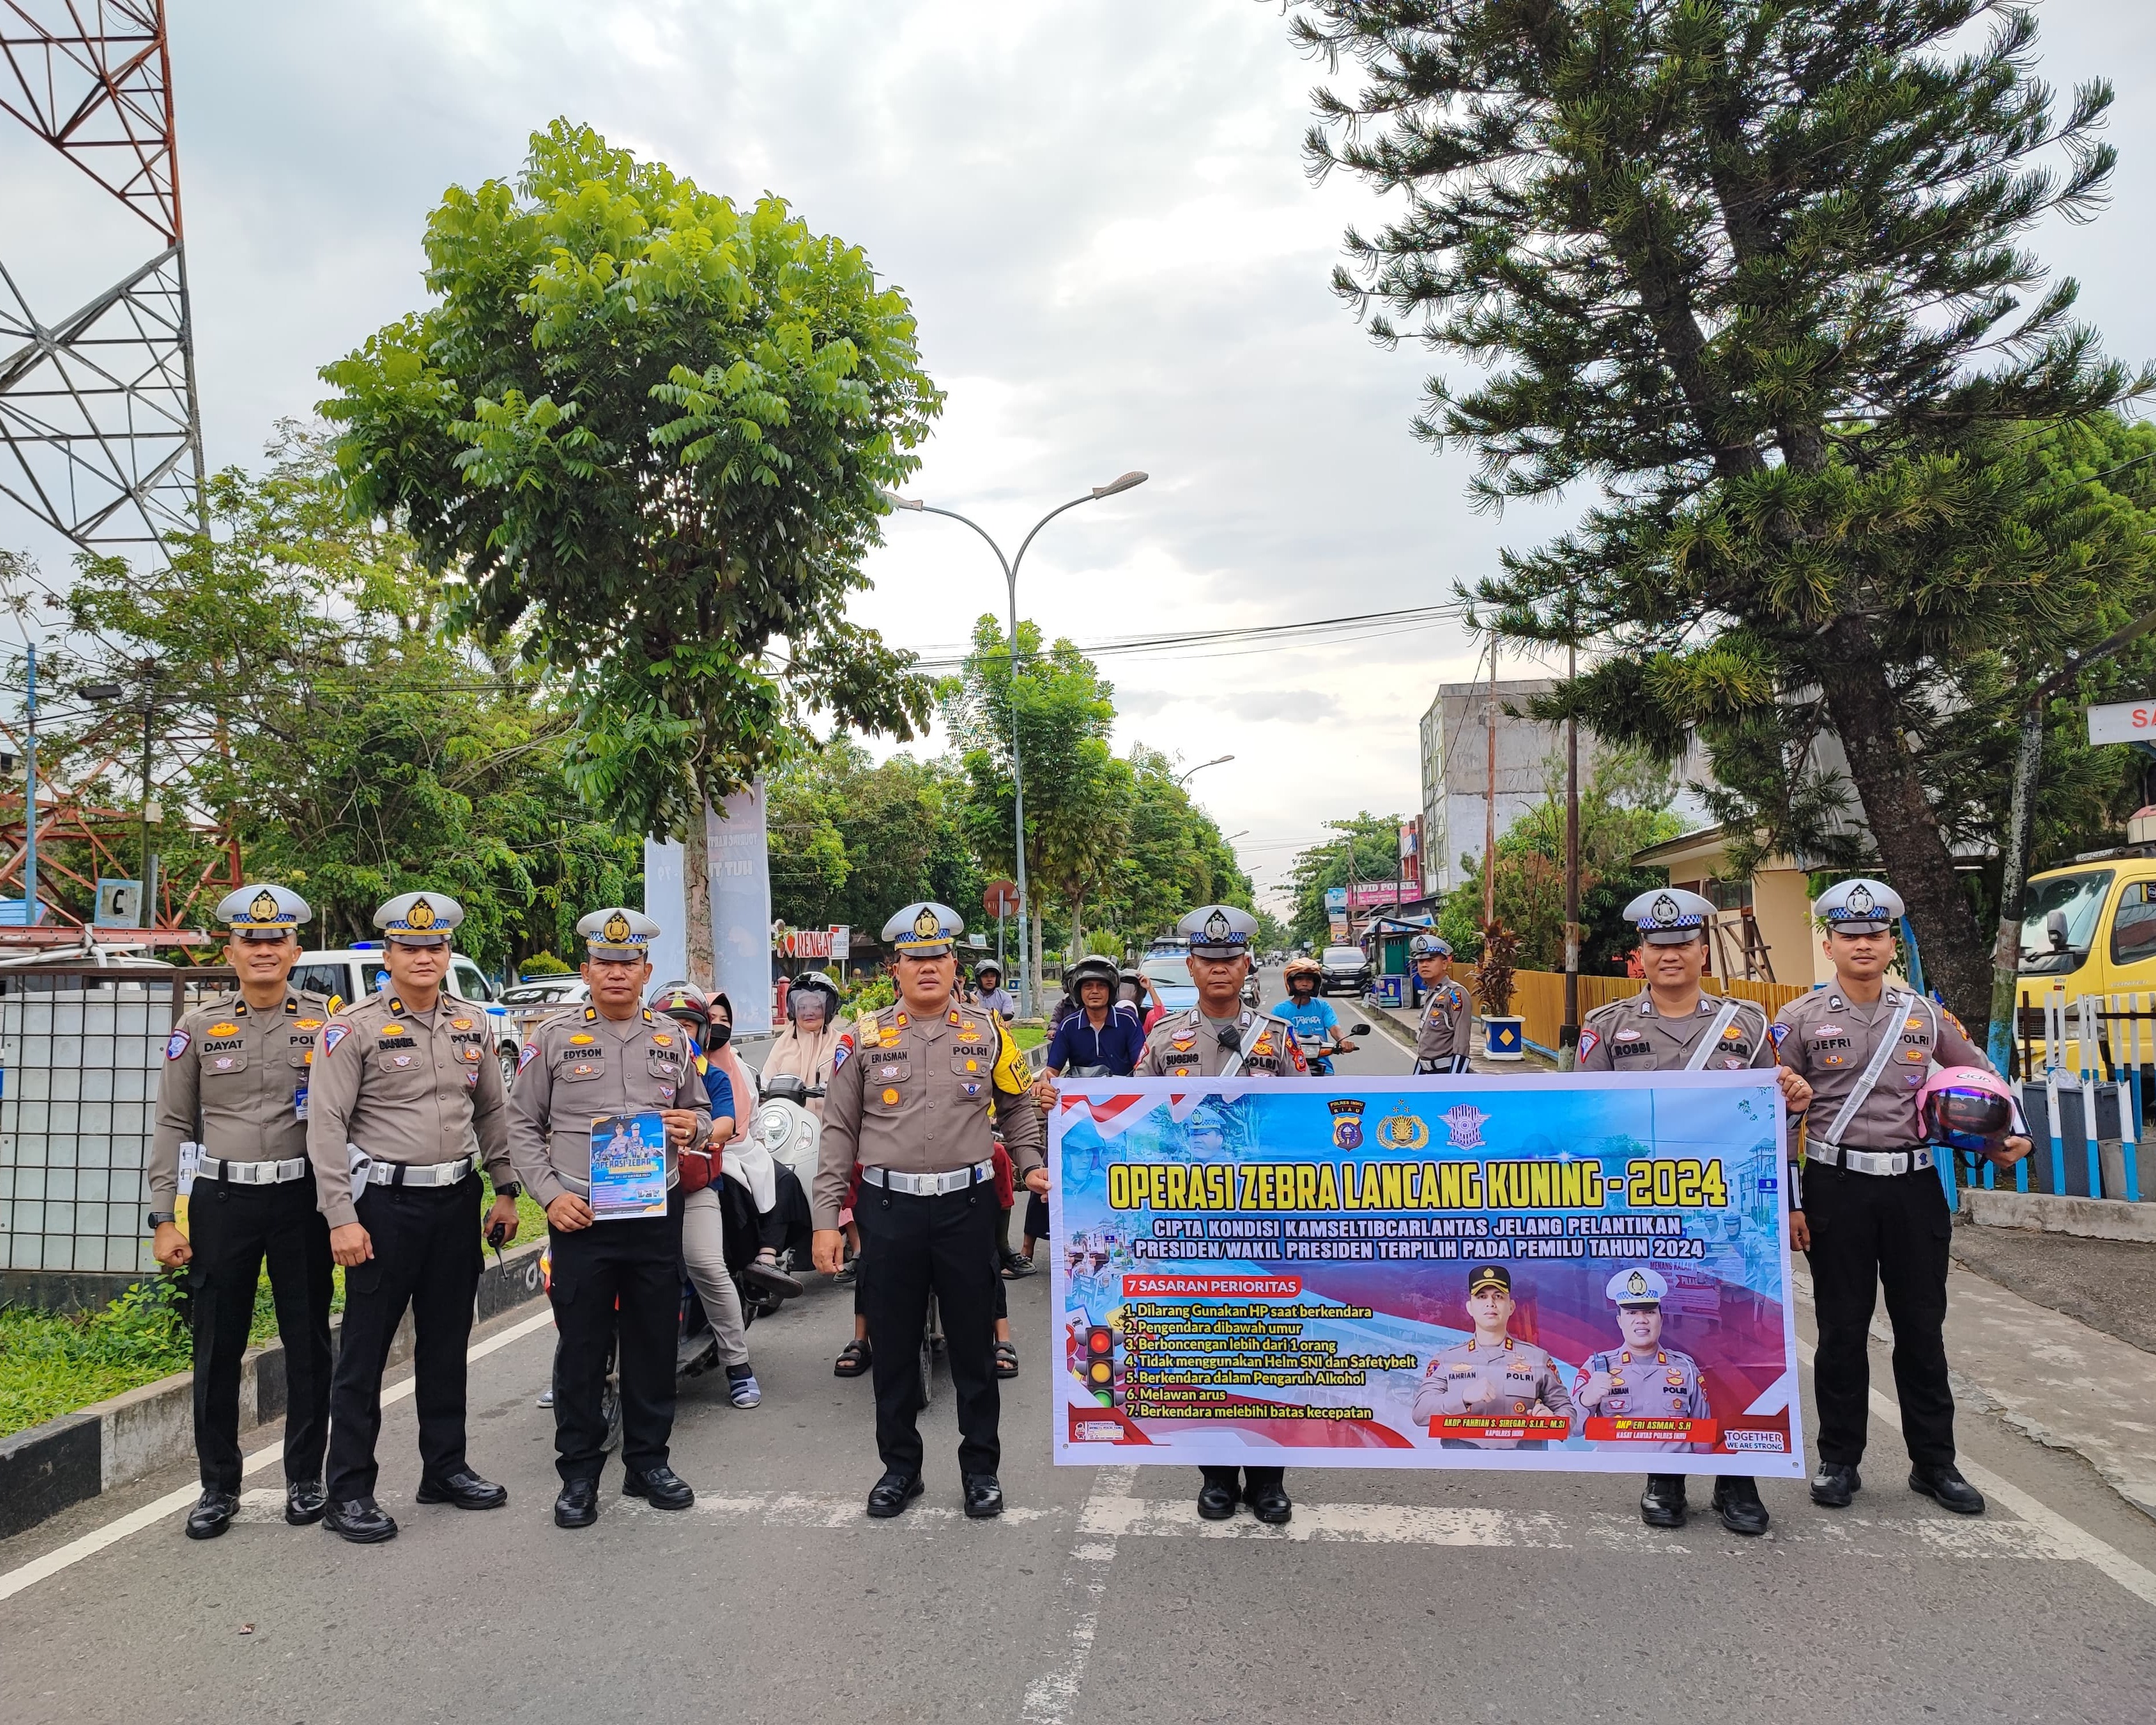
[6,1,2155,908]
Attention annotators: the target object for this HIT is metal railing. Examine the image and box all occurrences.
[1999,986,2147,1203]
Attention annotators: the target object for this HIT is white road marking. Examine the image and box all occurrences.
[1023,1465,1134,1725]
[1792,1334,2156,1609]
[0,1306,556,1604]
[611,1490,1063,1528]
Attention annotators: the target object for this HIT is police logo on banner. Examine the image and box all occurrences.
[165,1028,190,1061]
[1329,1097,1366,1150]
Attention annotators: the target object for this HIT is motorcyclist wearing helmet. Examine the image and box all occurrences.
[1409,934,1471,1074]
[765,972,846,1116]
[1273,956,1352,1071]
[1026,957,1146,1270]
[972,960,1017,1019]
[1774,877,2030,1519]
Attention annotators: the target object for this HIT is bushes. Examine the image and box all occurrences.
[0,1276,192,1438]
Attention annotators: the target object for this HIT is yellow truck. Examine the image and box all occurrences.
[2017,850,2156,1005]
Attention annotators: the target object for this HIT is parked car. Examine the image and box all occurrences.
[500,976,592,1049]
[1319,944,1371,996]
[292,944,522,1084]
[1139,953,1200,1014]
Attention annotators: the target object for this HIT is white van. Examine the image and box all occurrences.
[292,943,520,1083]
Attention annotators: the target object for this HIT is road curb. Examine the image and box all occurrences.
[0,1236,546,1541]
[1961,1188,2156,1243]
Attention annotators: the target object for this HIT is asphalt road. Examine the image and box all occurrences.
[6,983,2155,1723]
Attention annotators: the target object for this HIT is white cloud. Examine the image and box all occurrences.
[5,0,2151,903]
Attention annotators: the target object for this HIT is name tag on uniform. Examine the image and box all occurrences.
[294,1084,309,1121]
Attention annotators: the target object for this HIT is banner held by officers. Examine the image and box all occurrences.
[1050,1071,1802,1477]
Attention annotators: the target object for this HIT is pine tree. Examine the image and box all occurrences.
[1290,0,2151,1019]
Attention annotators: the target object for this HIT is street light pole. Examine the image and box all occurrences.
[1173,754,1234,789]
[886,471,1148,1018]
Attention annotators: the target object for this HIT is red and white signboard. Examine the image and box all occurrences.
[2086,699,2156,746]
[774,924,850,960]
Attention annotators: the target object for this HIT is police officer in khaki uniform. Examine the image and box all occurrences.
[1135,904,1307,1524]
[1410,933,1470,1073]
[1775,879,2029,1517]
[1578,888,1813,1534]
[811,902,1044,1520]
[509,908,712,1528]
[1575,1267,1713,1450]
[1412,1264,1576,1444]
[306,891,522,1543]
[148,884,335,1539]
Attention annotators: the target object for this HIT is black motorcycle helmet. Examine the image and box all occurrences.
[1066,955,1119,999]
[787,971,841,1024]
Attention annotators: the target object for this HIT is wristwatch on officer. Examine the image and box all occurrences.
[147,1210,177,1230]
[492,1182,521,1201]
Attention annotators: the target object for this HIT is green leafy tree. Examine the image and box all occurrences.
[21,428,638,970]
[1092,744,1254,948]
[1292,0,2153,1023]
[766,737,980,941]
[945,615,1133,984]
[1440,749,1684,970]
[1285,813,1407,949]
[320,120,942,983]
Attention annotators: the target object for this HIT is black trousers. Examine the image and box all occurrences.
[857,1179,1000,1477]
[324,1176,482,1503]
[1803,1159,1956,1469]
[1201,1465,1286,1492]
[187,1175,333,1493]
[549,1190,686,1482]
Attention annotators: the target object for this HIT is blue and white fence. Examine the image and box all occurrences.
[1987,988,2149,1205]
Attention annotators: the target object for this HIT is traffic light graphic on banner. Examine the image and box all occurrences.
[1083,1324,1117,1406]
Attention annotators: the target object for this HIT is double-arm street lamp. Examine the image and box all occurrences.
[884,470,1148,1018]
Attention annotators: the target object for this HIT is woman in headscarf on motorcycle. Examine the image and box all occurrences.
[764,971,846,1110]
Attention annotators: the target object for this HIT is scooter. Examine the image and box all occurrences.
[723,1072,822,1319]
[1296,1021,1372,1076]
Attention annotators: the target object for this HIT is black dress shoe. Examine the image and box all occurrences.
[624,1465,695,1511]
[323,1497,398,1543]
[1712,1475,1770,1536]
[865,1471,924,1518]
[415,1469,508,1511]
[554,1478,600,1529]
[963,1473,1005,1519]
[285,1479,328,1527]
[743,1257,804,1298]
[1909,1463,1985,1516]
[1196,1481,1239,1520]
[1810,1462,1861,1508]
[185,1488,239,1540]
[1246,1482,1292,1525]
[1640,1474,1687,1528]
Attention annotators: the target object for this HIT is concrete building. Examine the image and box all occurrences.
[1417,677,1604,896]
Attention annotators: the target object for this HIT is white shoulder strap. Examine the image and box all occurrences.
[1683,998,1746,1071]
[1820,991,1910,1145]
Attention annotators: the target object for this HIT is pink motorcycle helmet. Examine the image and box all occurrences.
[1920,1065,2019,1156]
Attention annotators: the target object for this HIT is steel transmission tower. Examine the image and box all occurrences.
[0,1,206,559]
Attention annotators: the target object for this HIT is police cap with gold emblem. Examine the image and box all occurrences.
[1177,903,1257,960]
[577,906,659,961]
[1814,876,1903,937]
[1622,887,1716,946]
[1605,1265,1670,1308]
[884,900,962,957]
[215,882,310,942]
[1467,1263,1512,1297]
[374,891,464,947]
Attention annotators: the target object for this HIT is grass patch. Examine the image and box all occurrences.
[0,1186,541,1439]
[1010,1022,1047,1052]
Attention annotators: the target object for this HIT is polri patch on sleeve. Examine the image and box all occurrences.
[1576,1026,1598,1060]
[165,1028,190,1061]
[321,1024,348,1057]
[832,1033,853,1072]
[519,1042,540,1072]
[1769,1022,1790,1046]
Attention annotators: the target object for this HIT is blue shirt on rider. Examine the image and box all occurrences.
[1272,995,1339,1052]
[1046,1002,1146,1076]
[690,1043,735,1121]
